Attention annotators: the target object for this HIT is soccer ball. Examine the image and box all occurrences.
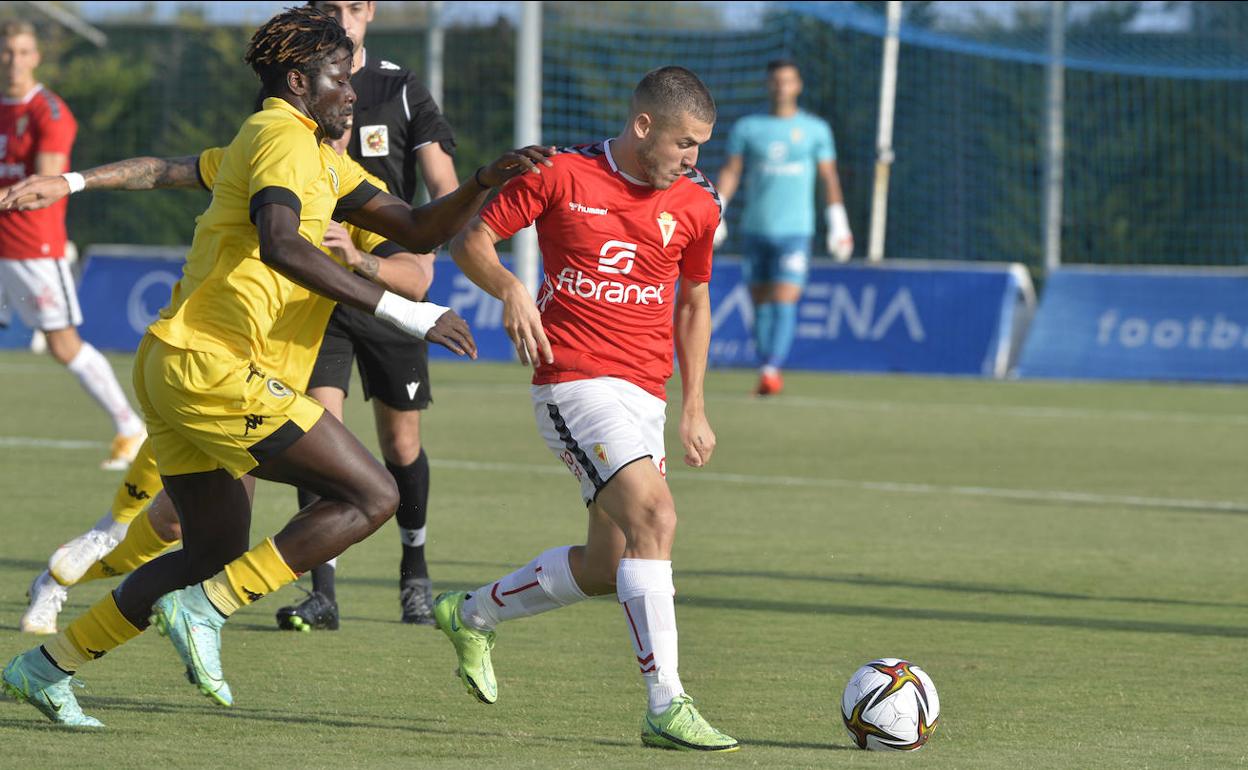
[841,658,940,751]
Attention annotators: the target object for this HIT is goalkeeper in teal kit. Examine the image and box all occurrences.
[715,58,853,396]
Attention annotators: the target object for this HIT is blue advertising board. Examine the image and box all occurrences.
[16,247,1029,380]
[0,245,185,352]
[1017,266,1248,382]
[429,257,1031,377]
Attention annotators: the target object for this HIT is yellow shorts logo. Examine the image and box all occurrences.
[266,378,292,399]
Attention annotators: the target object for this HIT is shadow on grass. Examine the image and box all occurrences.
[0,558,51,573]
[70,695,636,748]
[740,736,854,751]
[678,568,1248,611]
[677,594,1248,639]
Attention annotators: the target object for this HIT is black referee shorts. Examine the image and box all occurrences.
[307,304,432,411]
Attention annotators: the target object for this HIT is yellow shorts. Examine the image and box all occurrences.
[134,335,325,478]
[109,438,161,525]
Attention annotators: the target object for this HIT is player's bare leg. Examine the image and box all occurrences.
[277,385,347,631]
[435,459,734,748]
[44,326,146,467]
[148,412,397,704]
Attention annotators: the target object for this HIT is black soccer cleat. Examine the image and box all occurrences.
[275,590,340,632]
[400,576,435,625]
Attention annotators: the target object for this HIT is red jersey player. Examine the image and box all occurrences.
[0,21,146,469]
[439,66,737,752]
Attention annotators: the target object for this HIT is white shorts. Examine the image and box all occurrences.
[532,377,667,504]
[0,257,82,331]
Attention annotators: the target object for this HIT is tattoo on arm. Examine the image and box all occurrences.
[82,156,201,190]
[356,252,381,282]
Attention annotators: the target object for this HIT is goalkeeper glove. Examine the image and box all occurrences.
[713,216,728,249]
[826,203,853,262]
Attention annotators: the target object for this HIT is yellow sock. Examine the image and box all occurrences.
[107,440,161,526]
[79,505,178,585]
[42,592,142,673]
[201,538,298,617]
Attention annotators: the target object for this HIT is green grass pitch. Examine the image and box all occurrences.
[1,350,1246,768]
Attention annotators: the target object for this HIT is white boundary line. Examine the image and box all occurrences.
[4,436,1243,515]
[430,459,1248,515]
[0,436,108,450]
[427,382,1248,426]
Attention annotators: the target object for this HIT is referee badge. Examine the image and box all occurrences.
[361,124,389,157]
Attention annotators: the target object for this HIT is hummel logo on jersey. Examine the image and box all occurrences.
[242,586,265,603]
[126,483,150,501]
[380,59,401,70]
[597,240,636,275]
[406,381,420,400]
[569,201,608,215]
[87,648,106,660]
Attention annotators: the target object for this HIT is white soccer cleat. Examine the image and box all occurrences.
[20,571,67,635]
[48,530,119,586]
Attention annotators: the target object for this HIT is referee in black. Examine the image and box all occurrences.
[277,0,459,630]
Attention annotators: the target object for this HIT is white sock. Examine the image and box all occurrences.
[399,526,426,546]
[461,545,587,632]
[91,511,129,543]
[66,343,144,436]
[617,558,684,715]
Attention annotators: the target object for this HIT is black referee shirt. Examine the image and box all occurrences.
[347,49,456,203]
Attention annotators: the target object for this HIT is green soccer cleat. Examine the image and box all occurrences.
[2,648,104,728]
[432,591,497,704]
[641,695,739,752]
[151,586,233,707]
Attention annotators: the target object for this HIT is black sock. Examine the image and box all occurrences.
[387,451,429,581]
[298,488,337,601]
[311,563,336,602]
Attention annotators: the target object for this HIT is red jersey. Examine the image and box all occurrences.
[481,140,721,399]
[0,84,77,259]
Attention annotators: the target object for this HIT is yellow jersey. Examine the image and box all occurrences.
[148,97,382,379]
[193,142,396,390]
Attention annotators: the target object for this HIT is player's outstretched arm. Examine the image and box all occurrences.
[449,215,552,368]
[675,279,716,468]
[345,145,555,255]
[256,203,475,358]
[0,156,202,212]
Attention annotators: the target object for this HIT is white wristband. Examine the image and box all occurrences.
[374,290,449,340]
[62,172,86,194]
[826,203,850,237]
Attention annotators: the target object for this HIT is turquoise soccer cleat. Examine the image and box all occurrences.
[641,695,739,752]
[151,587,233,707]
[2,648,104,728]
[433,591,497,704]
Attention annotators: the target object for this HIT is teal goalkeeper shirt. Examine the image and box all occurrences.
[726,110,836,238]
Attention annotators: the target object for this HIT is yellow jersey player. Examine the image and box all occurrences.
[1,6,552,727]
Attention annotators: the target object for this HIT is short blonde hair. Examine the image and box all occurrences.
[0,21,37,41]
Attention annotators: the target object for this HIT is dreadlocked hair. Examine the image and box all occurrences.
[245,6,353,93]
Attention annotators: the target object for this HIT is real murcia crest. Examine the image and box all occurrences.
[657,211,677,248]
